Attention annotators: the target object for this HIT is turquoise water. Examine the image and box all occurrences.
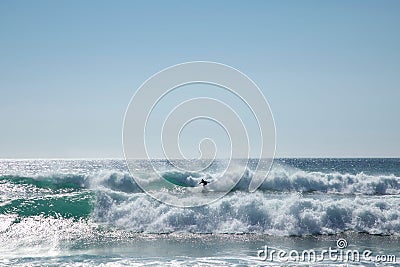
[1,159,400,266]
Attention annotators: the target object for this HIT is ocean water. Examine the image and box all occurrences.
[1,158,400,266]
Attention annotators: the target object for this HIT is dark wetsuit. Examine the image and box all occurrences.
[199,179,209,186]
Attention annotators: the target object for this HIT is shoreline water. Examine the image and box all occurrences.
[2,232,400,266]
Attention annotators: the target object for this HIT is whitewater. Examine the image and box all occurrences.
[1,158,400,266]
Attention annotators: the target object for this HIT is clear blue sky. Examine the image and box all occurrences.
[1,0,399,158]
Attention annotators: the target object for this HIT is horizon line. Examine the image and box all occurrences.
[0,156,399,161]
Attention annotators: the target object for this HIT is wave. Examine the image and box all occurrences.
[2,165,400,236]
[86,167,400,236]
[88,167,400,196]
[95,167,400,196]
[2,164,400,196]
[259,167,400,195]
[2,192,400,244]
[0,192,93,219]
[92,190,400,236]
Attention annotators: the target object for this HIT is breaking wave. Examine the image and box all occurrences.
[93,188,400,236]
[2,162,400,236]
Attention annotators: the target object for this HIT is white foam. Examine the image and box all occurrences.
[91,187,400,236]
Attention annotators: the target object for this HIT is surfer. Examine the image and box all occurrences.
[199,179,209,186]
